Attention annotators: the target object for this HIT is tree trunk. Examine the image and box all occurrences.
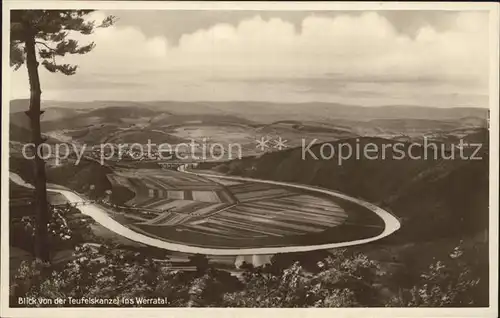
[24,35,50,262]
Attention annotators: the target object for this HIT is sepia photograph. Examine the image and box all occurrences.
[1,1,498,317]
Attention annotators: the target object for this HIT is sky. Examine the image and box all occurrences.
[10,10,490,107]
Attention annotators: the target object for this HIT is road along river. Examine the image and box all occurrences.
[9,170,400,256]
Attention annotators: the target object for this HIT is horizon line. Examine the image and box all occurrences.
[8,98,489,110]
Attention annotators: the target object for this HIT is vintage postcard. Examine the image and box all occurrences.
[1,1,498,317]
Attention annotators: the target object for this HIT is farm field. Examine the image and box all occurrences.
[106,168,235,226]
[103,168,385,249]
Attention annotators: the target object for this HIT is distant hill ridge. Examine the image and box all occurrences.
[9,99,488,123]
[9,99,488,144]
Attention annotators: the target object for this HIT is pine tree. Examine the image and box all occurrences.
[10,10,115,261]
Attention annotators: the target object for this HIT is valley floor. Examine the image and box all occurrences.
[9,169,400,254]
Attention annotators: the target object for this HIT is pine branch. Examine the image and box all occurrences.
[11,10,115,75]
[35,41,55,51]
[10,43,25,69]
[97,16,117,29]
[41,60,77,75]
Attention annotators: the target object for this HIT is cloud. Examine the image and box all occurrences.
[10,11,489,107]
